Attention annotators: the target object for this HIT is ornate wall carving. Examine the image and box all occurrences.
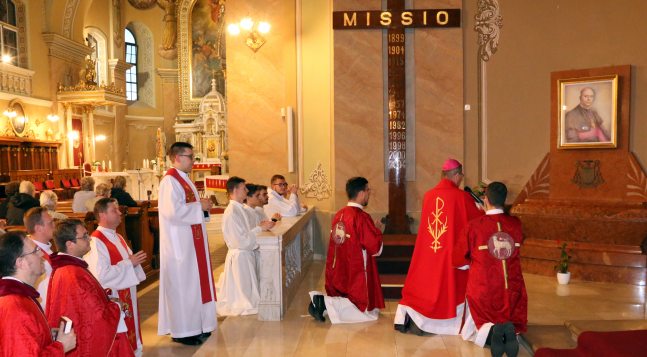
[127,21,156,108]
[85,27,108,87]
[300,161,332,201]
[62,0,80,39]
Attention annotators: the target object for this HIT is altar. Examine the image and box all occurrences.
[91,169,160,200]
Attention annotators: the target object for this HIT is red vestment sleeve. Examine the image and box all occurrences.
[452,225,472,268]
[359,212,383,256]
[46,266,121,357]
[0,295,65,357]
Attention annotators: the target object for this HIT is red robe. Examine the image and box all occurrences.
[325,205,385,312]
[46,253,121,357]
[453,213,528,333]
[399,179,484,319]
[0,278,65,356]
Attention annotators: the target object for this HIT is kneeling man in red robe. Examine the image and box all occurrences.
[453,182,527,357]
[309,176,385,324]
[46,219,122,357]
[0,230,76,356]
[395,159,484,335]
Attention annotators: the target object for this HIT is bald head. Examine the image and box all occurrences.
[579,87,596,108]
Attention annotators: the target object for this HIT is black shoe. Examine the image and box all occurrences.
[308,297,326,322]
[171,337,203,346]
[199,332,212,338]
[503,321,519,357]
[313,295,326,322]
[490,324,505,357]
[409,318,424,336]
[395,314,410,334]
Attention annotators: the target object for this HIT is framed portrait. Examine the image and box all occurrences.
[8,99,28,137]
[558,75,618,149]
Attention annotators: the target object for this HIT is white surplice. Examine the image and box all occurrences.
[216,200,262,316]
[85,226,146,357]
[243,204,261,227]
[31,239,53,311]
[255,206,270,221]
[157,169,217,338]
[264,189,306,218]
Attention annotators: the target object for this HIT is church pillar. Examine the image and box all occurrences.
[59,103,69,169]
[155,69,180,151]
[87,106,96,161]
[82,109,90,163]
[66,105,75,167]
[109,59,132,171]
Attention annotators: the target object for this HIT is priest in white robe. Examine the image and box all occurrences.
[157,142,216,346]
[85,197,146,357]
[24,207,56,311]
[264,174,307,218]
[217,177,275,316]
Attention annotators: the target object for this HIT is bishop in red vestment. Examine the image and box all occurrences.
[453,182,526,357]
[395,159,484,335]
[46,219,121,357]
[0,231,76,356]
[309,177,385,324]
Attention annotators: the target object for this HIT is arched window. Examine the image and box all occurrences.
[125,28,138,101]
[0,0,17,66]
[86,34,101,85]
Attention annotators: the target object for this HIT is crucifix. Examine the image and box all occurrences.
[333,1,460,234]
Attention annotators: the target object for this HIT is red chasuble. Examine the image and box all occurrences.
[399,179,484,319]
[165,168,216,304]
[325,205,385,312]
[453,214,528,333]
[46,253,121,357]
[0,279,65,357]
[92,230,142,352]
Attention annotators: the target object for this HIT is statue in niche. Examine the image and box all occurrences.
[84,58,97,86]
[113,0,122,47]
[206,117,216,135]
[157,0,178,60]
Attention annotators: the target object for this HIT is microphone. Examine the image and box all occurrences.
[464,186,484,205]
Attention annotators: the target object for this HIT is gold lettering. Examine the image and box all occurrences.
[344,12,357,27]
[437,11,449,25]
[380,11,392,26]
[367,12,370,26]
[423,11,427,25]
[401,11,413,26]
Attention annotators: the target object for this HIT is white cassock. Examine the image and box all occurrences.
[31,239,53,311]
[157,169,217,338]
[255,206,270,221]
[243,204,261,226]
[85,226,145,357]
[264,189,307,218]
[216,200,262,316]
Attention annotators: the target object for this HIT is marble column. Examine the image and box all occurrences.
[87,106,96,161]
[109,59,132,171]
[59,103,69,168]
[82,108,90,163]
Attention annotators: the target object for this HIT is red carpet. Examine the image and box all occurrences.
[535,330,647,357]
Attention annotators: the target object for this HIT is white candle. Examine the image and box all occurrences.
[146,159,150,169]
[102,161,105,170]
[143,159,146,168]
[109,161,112,170]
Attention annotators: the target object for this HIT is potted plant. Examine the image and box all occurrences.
[554,241,573,284]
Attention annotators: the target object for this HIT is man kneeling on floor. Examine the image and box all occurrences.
[309,176,384,323]
[452,182,527,357]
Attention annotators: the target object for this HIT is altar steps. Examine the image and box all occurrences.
[520,238,647,285]
[377,234,417,298]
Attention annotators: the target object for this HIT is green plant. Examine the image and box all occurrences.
[554,242,572,274]
[91,160,101,166]
[472,182,487,197]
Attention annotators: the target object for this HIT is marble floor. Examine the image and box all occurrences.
[137,232,646,357]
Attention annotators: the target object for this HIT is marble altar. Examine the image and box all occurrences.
[91,169,159,200]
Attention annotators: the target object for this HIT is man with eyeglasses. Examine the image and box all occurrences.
[46,219,122,357]
[158,142,217,346]
[395,159,484,336]
[264,174,307,218]
[0,230,77,356]
[86,198,147,357]
[24,207,57,311]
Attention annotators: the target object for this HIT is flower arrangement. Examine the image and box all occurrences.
[554,241,577,274]
[472,182,488,197]
[150,159,157,166]
[91,160,101,166]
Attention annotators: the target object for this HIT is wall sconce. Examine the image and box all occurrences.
[35,117,46,127]
[67,131,79,140]
[2,55,10,63]
[228,13,270,53]
[3,109,16,118]
[95,135,106,141]
[47,114,59,122]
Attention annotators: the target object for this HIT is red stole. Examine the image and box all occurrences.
[165,168,215,304]
[42,250,51,264]
[92,229,142,351]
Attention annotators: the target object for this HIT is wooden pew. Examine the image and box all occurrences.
[5,225,26,232]
[126,202,158,290]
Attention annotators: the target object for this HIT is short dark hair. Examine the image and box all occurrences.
[485,182,507,208]
[168,142,193,161]
[270,175,285,184]
[24,207,49,234]
[442,166,463,179]
[257,185,268,191]
[246,184,259,197]
[53,219,84,253]
[226,176,246,194]
[5,181,19,197]
[94,197,118,220]
[0,231,28,277]
[346,177,369,200]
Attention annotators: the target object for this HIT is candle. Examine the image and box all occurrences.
[109,161,112,170]
[102,161,105,170]
[143,159,146,168]
[146,159,150,169]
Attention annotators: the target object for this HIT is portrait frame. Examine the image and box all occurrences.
[8,99,28,137]
[557,75,618,149]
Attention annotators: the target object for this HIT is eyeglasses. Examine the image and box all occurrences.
[20,246,41,258]
[178,154,195,160]
[273,183,288,187]
[71,234,91,242]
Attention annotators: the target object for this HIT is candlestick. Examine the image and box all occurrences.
[109,161,112,170]
[102,160,105,170]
